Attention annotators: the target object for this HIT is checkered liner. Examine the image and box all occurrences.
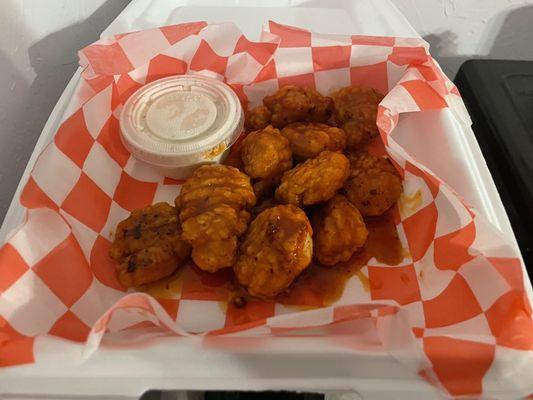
[1,21,531,397]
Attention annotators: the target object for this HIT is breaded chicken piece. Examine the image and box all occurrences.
[331,85,384,147]
[176,164,256,221]
[312,195,368,266]
[263,86,333,128]
[340,120,365,149]
[181,205,250,271]
[234,205,313,297]
[241,125,293,179]
[245,105,271,131]
[281,122,346,160]
[344,151,402,216]
[110,203,190,287]
[176,164,256,271]
[275,151,350,207]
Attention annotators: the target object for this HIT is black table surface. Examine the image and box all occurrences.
[455,60,533,276]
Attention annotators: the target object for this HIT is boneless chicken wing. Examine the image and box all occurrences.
[241,125,292,179]
[181,205,249,270]
[340,120,364,149]
[245,105,271,131]
[281,122,346,160]
[263,86,333,128]
[344,151,402,216]
[176,164,256,272]
[313,195,368,266]
[176,164,255,221]
[109,203,190,287]
[234,205,313,297]
[331,85,384,147]
[275,151,350,206]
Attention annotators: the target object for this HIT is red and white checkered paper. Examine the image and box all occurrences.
[1,21,532,397]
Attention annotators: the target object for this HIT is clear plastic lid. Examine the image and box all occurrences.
[119,75,243,167]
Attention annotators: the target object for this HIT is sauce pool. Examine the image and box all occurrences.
[276,208,404,307]
[139,207,405,314]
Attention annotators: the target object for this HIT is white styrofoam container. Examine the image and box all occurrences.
[0,1,528,399]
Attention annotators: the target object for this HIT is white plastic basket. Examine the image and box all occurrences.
[0,1,528,399]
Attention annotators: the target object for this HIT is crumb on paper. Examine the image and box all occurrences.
[204,142,227,159]
[418,263,427,280]
[232,296,247,309]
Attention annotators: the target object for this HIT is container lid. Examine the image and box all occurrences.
[119,75,243,167]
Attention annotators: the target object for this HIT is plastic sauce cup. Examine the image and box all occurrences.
[119,75,244,179]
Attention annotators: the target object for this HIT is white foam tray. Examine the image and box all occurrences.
[0,1,526,399]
